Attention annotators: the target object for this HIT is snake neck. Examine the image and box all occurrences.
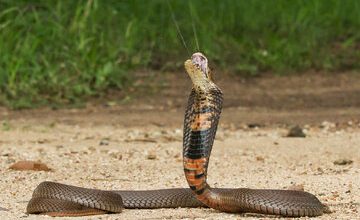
[183,84,235,212]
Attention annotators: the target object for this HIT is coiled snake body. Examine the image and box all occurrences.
[27,53,325,217]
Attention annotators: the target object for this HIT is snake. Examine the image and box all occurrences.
[26,52,326,217]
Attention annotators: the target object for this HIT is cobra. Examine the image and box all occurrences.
[26,52,326,217]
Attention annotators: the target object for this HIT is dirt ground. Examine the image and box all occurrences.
[0,72,360,220]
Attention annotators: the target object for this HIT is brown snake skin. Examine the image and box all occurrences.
[26,52,325,217]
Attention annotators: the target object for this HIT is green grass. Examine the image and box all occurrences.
[0,0,359,108]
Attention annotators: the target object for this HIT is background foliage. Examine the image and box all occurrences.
[1,0,359,108]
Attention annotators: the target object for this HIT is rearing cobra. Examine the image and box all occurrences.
[26,52,326,217]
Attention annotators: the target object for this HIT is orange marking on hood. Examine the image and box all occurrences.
[190,112,212,130]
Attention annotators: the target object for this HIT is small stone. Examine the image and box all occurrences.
[147,152,157,160]
[333,159,353,165]
[99,139,109,146]
[9,161,51,171]
[37,139,48,144]
[247,123,262,129]
[256,156,265,162]
[287,125,306,137]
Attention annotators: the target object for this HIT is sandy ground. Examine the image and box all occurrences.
[1,72,360,219]
[0,118,359,220]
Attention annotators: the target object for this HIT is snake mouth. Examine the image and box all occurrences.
[191,52,208,75]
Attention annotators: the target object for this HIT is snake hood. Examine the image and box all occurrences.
[184,52,215,92]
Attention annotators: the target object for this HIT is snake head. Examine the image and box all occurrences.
[191,52,208,75]
[185,52,213,89]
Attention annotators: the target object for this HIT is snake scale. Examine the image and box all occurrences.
[26,52,325,217]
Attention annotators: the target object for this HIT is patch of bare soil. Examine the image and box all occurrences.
[0,72,359,219]
[2,71,360,127]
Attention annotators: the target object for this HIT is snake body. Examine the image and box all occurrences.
[26,52,325,217]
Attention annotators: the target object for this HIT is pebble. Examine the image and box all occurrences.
[287,125,306,137]
[9,161,51,171]
[247,123,262,129]
[99,139,109,146]
[146,152,157,160]
[334,159,353,165]
[255,156,265,162]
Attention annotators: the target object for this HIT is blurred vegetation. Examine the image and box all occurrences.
[0,0,359,108]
